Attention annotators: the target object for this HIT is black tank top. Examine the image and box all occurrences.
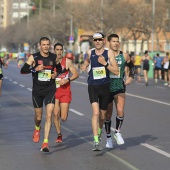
[143,56,149,66]
[87,48,110,85]
[32,52,57,93]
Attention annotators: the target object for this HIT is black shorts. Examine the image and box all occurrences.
[164,68,168,72]
[32,89,55,108]
[0,74,3,80]
[88,83,110,110]
[135,65,141,69]
[109,89,126,103]
[154,66,162,71]
[143,65,150,71]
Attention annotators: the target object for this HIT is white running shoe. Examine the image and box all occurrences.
[92,142,101,151]
[106,137,113,148]
[114,132,125,145]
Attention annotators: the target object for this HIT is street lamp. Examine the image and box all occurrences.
[100,0,103,33]
[53,0,56,17]
[151,0,155,53]
[69,0,73,52]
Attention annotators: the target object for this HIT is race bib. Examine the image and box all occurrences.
[38,70,51,81]
[55,78,61,88]
[18,60,24,65]
[92,67,106,80]
[0,68,2,74]
[110,67,120,78]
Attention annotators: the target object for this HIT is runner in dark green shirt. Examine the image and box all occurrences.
[104,34,135,148]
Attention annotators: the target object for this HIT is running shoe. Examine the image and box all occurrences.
[145,82,148,86]
[40,142,49,152]
[114,132,125,145]
[164,83,168,86]
[55,134,62,143]
[106,137,113,148]
[33,128,40,143]
[92,142,101,151]
[155,79,158,83]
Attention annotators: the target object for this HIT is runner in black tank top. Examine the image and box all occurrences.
[20,37,60,152]
[142,51,151,86]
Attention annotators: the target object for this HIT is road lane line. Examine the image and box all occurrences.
[79,76,86,79]
[19,84,25,87]
[141,143,170,158]
[27,88,32,91]
[74,81,87,85]
[110,128,170,158]
[69,108,84,116]
[13,81,18,84]
[126,93,170,106]
[73,81,170,106]
[155,86,166,89]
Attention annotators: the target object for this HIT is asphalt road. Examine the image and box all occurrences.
[0,61,170,170]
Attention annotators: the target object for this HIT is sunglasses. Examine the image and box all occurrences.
[93,38,103,42]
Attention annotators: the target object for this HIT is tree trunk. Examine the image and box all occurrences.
[156,32,160,52]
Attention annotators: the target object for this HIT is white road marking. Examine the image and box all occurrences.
[79,76,86,79]
[126,93,170,106]
[155,86,166,89]
[19,84,25,87]
[141,143,170,158]
[27,88,32,91]
[69,108,84,116]
[74,81,170,106]
[74,81,87,85]
[13,81,18,84]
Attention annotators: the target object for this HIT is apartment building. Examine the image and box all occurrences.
[0,0,31,28]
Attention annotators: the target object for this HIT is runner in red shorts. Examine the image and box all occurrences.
[53,43,79,143]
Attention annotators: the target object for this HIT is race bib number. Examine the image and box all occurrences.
[110,67,120,78]
[0,68,2,74]
[92,67,106,80]
[38,70,51,81]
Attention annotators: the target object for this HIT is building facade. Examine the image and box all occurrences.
[0,0,31,28]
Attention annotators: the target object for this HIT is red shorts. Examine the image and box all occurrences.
[55,88,72,103]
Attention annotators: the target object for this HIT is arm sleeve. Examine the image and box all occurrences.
[20,63,36,74]
[126,60,135,78]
